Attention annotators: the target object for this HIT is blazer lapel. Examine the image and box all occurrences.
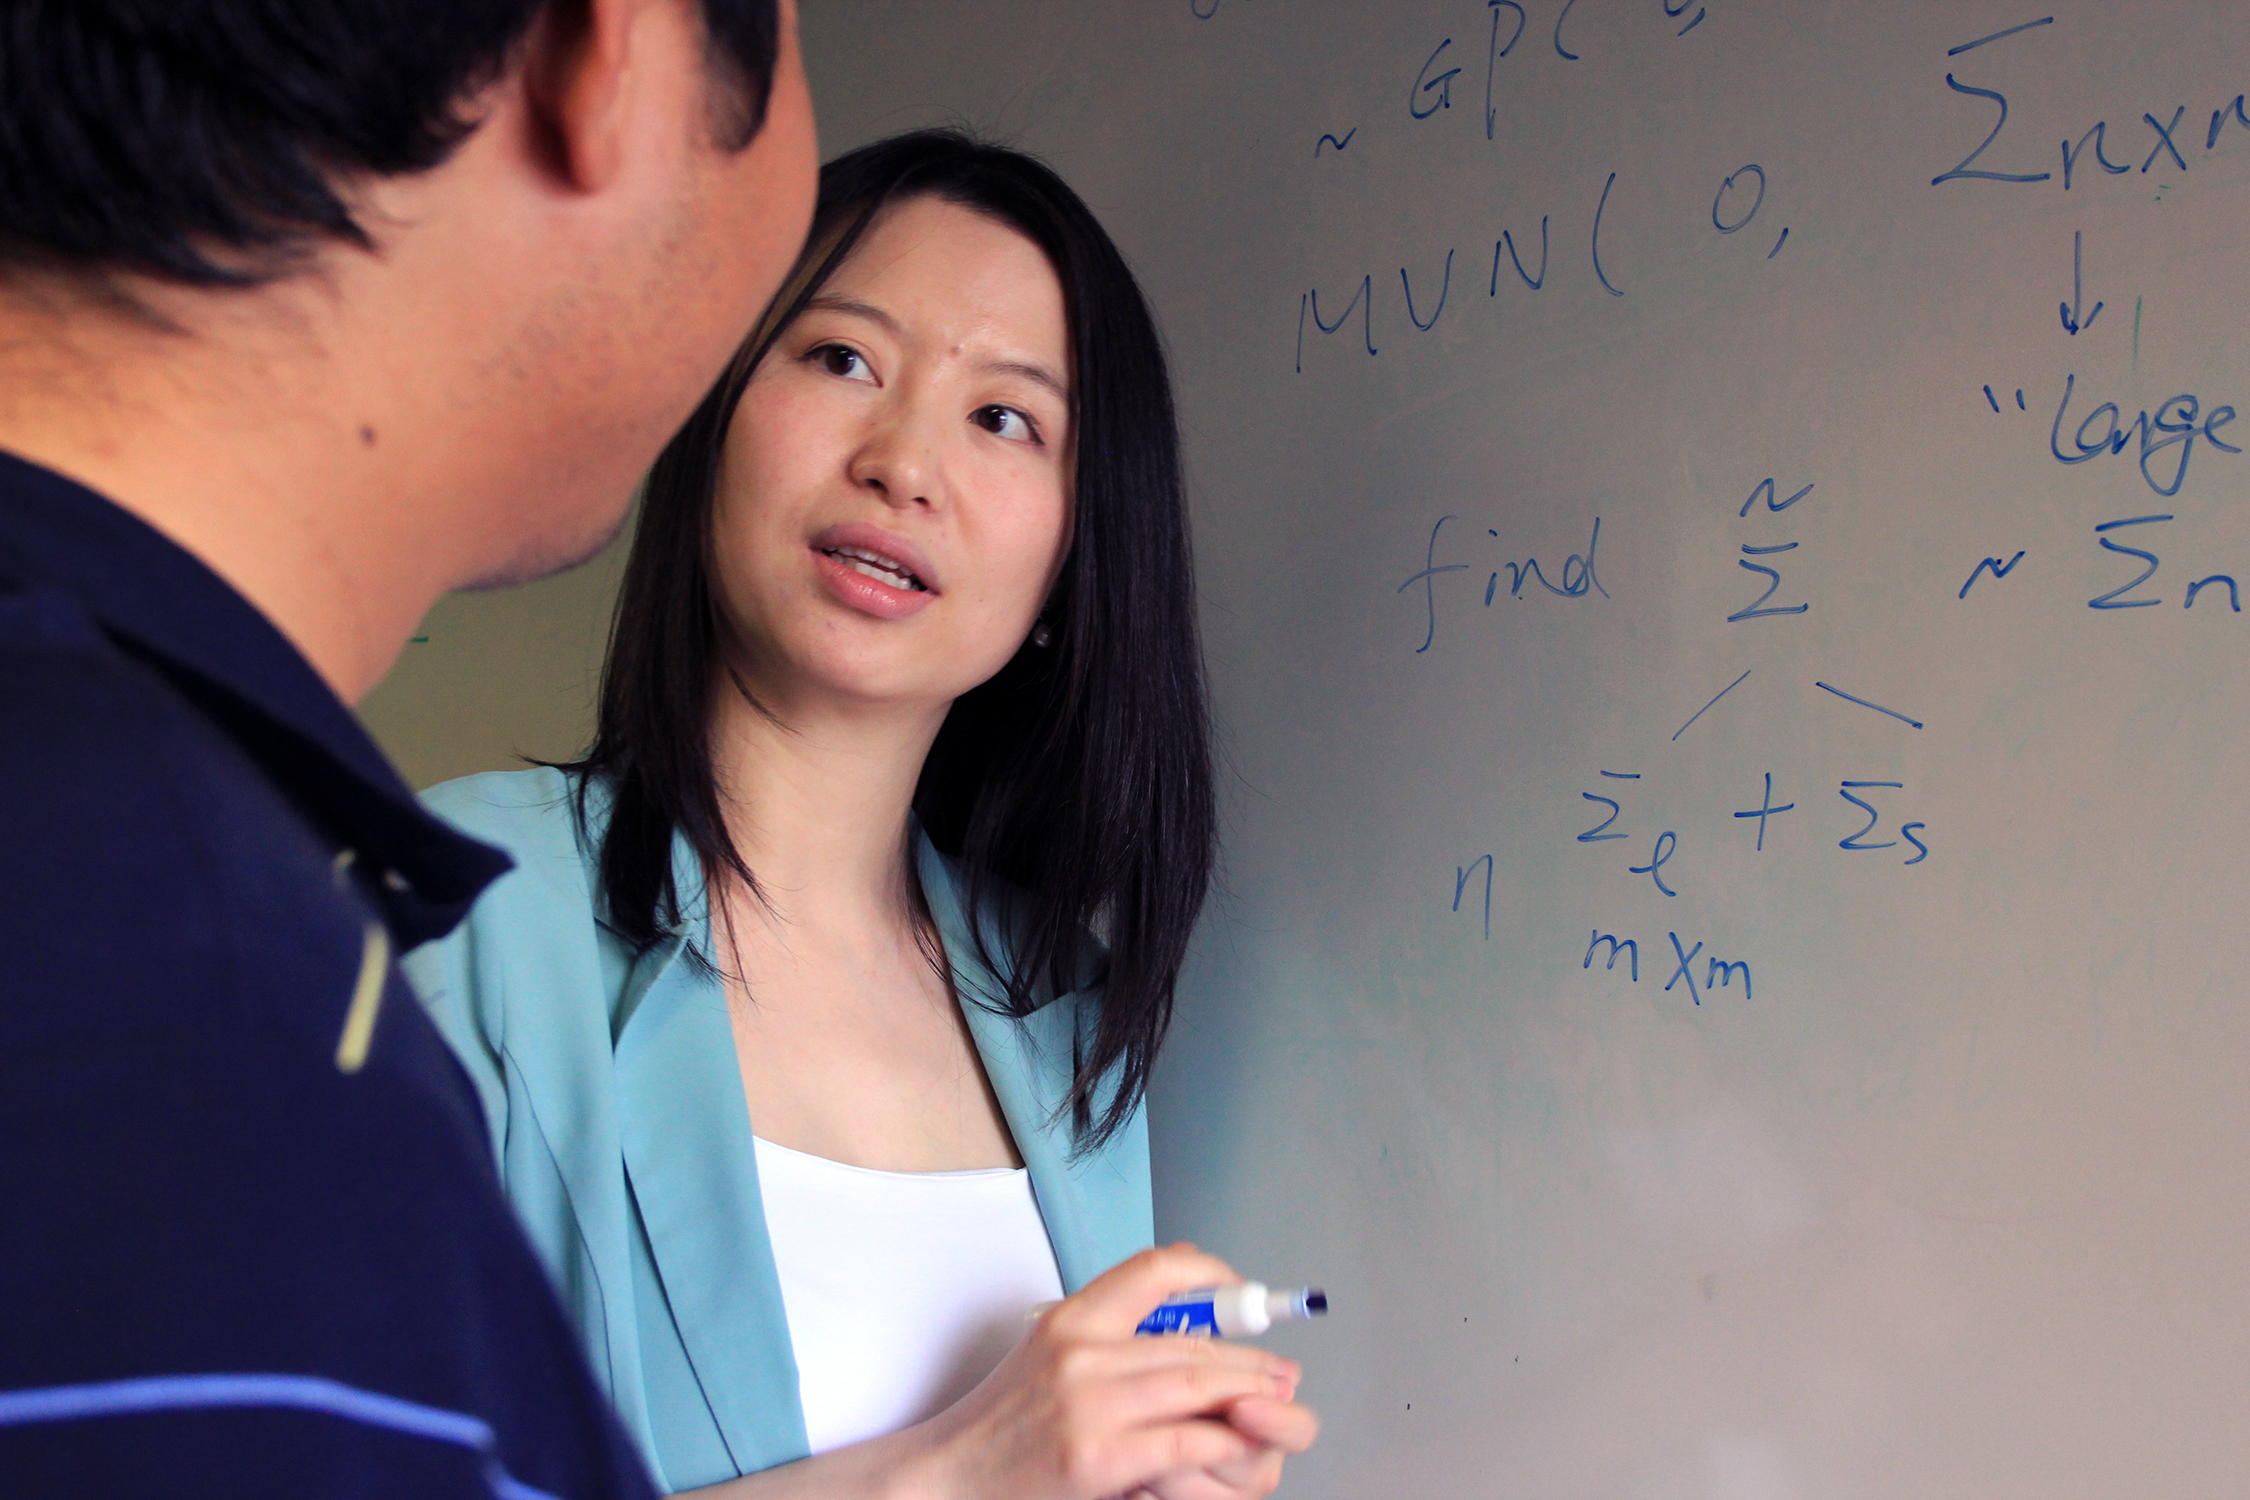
[613,874,810,1474]
[454,773,657,1450]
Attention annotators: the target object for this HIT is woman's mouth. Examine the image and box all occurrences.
[809,526,941,620]
[819,544,928,592]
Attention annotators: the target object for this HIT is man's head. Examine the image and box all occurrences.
[0,0,788,288]
[0,0,817,652]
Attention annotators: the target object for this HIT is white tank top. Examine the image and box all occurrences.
[753,1135,1065,1455]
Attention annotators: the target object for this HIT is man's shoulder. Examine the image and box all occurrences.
[0,579,357,1037]
[0,575,291,815]
[0,578,206,779]
[0,589,657,1500]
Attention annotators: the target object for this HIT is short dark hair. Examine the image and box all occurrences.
[0,0,779,286]
[572,129,1217,1148]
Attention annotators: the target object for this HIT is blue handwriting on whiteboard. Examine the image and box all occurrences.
[1573,767,1932,871]
[1402,249,1454,331]
[1296,275,1377,373]
[1836,782,1929,863]
[1926,15,2250,195]
[1628,831,1680,897]
[1576,928,1754,1004]
[1399,515,1609,653]
[1411,37,1460,118]
[2060,230,2101,334]
[1959,551,2027,599]
[1485,2,1526,140]
[1578,770,1639,843]
[1732,771,1795,851]
[1400,515,1470,654]
[1454,854,1495,939]
[1483,516,1608,605]
[2085,516,2243,613]
[1730,478,1814,623]
[1930,17,2250,200]
[2049,375,2240,497]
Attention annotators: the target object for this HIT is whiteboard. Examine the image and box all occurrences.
[801,3,2250,1495]
[371,4,2250,1493]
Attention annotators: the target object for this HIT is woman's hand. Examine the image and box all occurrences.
[1125,1381,1320,1500]
[900,1242,1320,1500]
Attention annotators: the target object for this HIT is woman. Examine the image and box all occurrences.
[403,130,1317,1500]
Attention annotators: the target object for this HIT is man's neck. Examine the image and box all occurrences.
[0,270,471,704]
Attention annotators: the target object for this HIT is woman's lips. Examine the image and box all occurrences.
[810,523,939,620]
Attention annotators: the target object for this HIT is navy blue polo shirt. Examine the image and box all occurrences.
[0,451,658,1500]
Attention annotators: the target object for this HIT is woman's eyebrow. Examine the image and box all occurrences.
[986,359,1069,402]
[803,292,899,334]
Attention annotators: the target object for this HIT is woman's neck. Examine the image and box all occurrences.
[702,668,1024,1174]
[706,674,948,927]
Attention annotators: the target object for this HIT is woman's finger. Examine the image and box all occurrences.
[1215,1394,1320,1454]
[1046,1243,1247,1339]
[1084,1358,1305,1432]
[1146,1446,1289,1500]
[1076,1415,1258,1494]
[1037,1321,1299,1392]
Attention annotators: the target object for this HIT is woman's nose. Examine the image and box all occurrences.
[847,406,943,510]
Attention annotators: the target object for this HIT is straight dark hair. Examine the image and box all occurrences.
[0,0,778,285]
[570,129,1215,1146]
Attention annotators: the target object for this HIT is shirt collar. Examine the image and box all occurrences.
[0,447,511,948]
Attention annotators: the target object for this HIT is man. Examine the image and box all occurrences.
[0,1,815,1492]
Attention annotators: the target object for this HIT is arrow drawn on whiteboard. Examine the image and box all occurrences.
[2061,229,2097,335]
[2061,229,2102,334]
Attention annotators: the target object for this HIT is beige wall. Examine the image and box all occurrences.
[356,514,632,792]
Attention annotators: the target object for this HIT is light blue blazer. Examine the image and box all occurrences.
[401,768,1153,1493]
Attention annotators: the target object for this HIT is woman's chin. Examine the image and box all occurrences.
[751,655,980,719]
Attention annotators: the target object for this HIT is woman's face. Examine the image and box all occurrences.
[712,195,1073,718]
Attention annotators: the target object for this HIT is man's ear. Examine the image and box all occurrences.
[519,0,654,193]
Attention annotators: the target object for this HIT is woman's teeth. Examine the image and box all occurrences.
[825,546,926,591]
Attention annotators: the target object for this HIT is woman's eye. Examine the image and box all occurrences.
[972,405,1039,444]
[812,343,874,382]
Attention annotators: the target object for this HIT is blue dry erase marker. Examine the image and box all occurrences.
[1136,1283,1327,1338]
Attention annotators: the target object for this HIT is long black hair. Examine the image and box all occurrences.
[566,129,1215,1147]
